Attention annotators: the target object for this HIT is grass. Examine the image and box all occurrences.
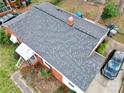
[40,68,52,79]
[0,44,21,93]
[96,41,108,56]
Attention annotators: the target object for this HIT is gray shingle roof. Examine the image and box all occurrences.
[4,3,108,91]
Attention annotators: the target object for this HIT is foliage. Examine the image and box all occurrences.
[50,0,61,5]
[0,45,21,93]
[67,90,76,93]
[12,44,20,59]
[54,85,76,93]
[0,29,11,45]
[97,42,108,55]
[53,85,65,93]
[40,68,52,79]
[101,3,119,19]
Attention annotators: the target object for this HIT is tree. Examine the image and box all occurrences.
[101,3,119,19]
[118,0,124,15]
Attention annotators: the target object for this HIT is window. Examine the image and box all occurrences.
[44,62,51,69]
[27,55,37,65]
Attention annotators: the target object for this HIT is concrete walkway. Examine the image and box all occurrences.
[11,71,34,93]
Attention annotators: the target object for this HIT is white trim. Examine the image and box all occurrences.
[33,52,84,93]
[10,34,18,44]
[63,76,84,93]
[16,43,35,61]
[89,32,108,56]
[43,61,51,69]
[16,43,85,93]
[16,57,23,68]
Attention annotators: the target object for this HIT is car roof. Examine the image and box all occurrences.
[113,51,124,61]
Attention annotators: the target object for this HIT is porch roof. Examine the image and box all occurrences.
[16,43,35,61]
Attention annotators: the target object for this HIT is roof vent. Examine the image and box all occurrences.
[67,16,74,26]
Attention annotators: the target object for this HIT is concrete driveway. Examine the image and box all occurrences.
[86,65,124,93]
[86,38,124,93]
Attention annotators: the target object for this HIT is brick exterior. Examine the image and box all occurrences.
[2,26,23,43]
[34,55,44,66]
[9,2,17,7]
[3,26,63,84]
[2,26,14,35]
[34,55,63,82]
[51,68,63,82]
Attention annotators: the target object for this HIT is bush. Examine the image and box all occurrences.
[101,3,119,19]
[0,29,11,45]
[67,90,76,93]
[50,0,61,5]
[97,42,108,55]
[40,68,52,79]
[53,86,65,93]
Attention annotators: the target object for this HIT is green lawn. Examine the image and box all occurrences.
[0,44,21,93]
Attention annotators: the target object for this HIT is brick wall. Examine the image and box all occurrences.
[51,68,63,82]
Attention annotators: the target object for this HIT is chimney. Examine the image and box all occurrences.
[67,16,74,26]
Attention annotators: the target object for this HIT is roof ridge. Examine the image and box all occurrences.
[34,6,97,39]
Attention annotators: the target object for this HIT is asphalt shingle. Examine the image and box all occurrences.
[4,3,108,91]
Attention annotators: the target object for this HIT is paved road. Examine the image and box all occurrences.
[11,71,34,93]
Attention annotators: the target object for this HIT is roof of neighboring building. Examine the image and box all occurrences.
[4,2,108,91]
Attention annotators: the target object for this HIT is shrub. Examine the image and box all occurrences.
[101,3,119,19]
[50,0,61,5]
[97,42,108,55]
[53,86,65,93]
[0,29,11,45]
[40,68,52,79]
[67,90,76,93]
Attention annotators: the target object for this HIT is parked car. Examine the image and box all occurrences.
[102,50,124,80]
[0,13,18,25]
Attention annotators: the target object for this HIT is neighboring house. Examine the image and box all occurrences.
[3,0,17,7]
[2,3,109,93]
[3,0,32,7]
[0,1,12,16]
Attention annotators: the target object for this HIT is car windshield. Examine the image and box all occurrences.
[108,60,121,71]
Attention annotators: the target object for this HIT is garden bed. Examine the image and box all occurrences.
[20,63,63,93]
[20,62,76,93]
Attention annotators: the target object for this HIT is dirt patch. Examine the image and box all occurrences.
[98,13,124,44]
[99,13,124,34]
[58,0,104,20]
[20,64,62,93]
